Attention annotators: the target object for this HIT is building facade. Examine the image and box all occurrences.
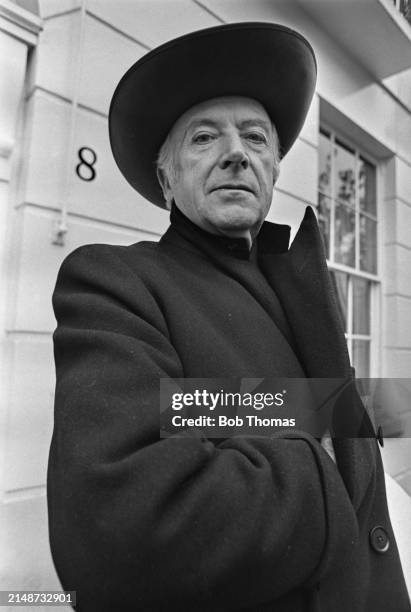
[1,0,411,599]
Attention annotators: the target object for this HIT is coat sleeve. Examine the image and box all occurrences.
[48,244,360,611]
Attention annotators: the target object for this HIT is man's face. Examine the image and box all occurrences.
[158,97,279,241]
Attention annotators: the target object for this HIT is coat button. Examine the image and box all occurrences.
[377,425,384,447]
[369,526,390,553]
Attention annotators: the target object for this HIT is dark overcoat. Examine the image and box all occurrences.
[47,205,410,611]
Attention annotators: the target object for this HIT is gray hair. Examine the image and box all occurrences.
[156,123,281,210]
[156,130,179,209]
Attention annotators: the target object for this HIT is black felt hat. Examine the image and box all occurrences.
[109,22,317,208]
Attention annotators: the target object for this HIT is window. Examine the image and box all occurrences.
[317,128,379,377]
[392,0,411,25]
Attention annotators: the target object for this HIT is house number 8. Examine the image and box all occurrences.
[76,147,97,181]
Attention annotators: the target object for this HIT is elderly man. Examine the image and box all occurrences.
[47,23,410,612]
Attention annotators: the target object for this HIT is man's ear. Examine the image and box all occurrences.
[156,167,173,209]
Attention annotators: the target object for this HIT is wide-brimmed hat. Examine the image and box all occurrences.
[109,22,317,208]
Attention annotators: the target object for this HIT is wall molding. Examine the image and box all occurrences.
[0,0,42,45]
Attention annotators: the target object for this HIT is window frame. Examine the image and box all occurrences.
[318,123,382,377]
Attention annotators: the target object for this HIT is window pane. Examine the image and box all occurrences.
[335,203,355,267]
[352,339,370,378]
[358,157,376,216]
[317,193,331,257]
[330,270,348,330]
[360,215,377,273]
[319,132,332,195]
[334,140,356,207]
[353,278,370,334]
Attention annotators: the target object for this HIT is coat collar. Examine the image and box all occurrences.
[259,206,352,379]
[163,203,302,362]
[165,202,291,261]
[163,203,351,379]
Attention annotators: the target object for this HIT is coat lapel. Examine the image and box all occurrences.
[258,206,351,379]
[258,207,376,508]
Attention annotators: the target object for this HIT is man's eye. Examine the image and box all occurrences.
[245,132,268,144]
[192,133,215,144]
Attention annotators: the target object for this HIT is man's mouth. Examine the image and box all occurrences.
[211,184,254,193]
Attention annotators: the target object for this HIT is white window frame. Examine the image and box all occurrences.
[319,123,382,377]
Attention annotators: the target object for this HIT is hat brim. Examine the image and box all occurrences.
[109,22,317,208]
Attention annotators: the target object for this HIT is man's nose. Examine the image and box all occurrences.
[218,135,249,170]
